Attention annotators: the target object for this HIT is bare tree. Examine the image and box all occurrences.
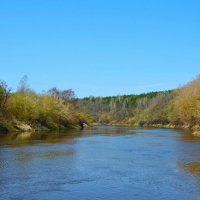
[17,75,30,93]
[61,89,76,100]
[48,87,76,101]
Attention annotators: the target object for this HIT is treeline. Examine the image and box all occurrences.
[1,75,200,133]
[0,76,91,132]
[79,91,163,124]
[79,75,200,132]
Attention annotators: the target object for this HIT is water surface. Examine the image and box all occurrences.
[1,126,200,200]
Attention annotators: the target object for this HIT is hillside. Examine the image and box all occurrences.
[79,75,200,134]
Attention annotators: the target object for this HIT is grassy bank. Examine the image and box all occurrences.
[0,77,91,133]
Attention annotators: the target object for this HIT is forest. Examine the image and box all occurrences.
[79,75,200,134]
[0,75,200,134]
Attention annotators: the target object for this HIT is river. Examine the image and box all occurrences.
[1,126,200,200]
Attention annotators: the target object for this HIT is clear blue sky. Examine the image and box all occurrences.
[0,0,199,97]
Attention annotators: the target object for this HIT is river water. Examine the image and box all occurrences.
[1,126,200,200]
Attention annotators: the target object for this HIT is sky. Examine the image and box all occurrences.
[0,0,199,97]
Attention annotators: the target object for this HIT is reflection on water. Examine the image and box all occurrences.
[181,162,200,177]
[14,150,74,162]
[1,126,200,200]
[0,129,84,146]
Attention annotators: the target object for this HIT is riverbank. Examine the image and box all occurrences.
[1,75,200,136]
[93,122,200,136]
[0,78,92,134]
[80,75,200,136]
[0,119,86,134]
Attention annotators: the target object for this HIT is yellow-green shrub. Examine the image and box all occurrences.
[7,92,38,121]
[175,75,200,125]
